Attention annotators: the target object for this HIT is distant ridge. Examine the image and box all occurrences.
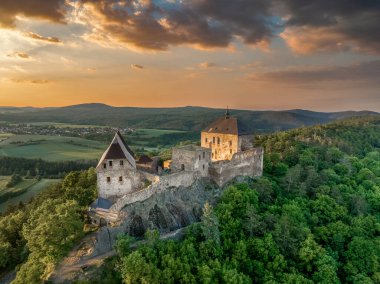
[0,104,377,133]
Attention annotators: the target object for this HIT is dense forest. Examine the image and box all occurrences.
[0,157,96,178]
[0,116,380,283]
[0,169,97,283]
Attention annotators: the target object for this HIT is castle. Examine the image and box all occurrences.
[91,111,263,224]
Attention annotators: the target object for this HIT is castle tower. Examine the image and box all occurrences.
[201,110,254,161]
[96,131,138,198]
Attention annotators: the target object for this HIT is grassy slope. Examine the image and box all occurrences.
[0,178,60,213]
[0,135,107,161]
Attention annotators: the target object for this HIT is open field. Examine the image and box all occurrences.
[132,128,185,137]
[0,135,107,161]
[0,177,60,213]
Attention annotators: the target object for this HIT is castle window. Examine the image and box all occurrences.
[230,149,233,154]
[229,141,232,146]
[109,161,113,167]
[212,153,214,158]
[203,164,205,170]
[199,155,201,161]
[181,164,185,171]
[217,137,220,144]
[107,177,111,183]
[119,176,123,182]
[213,137,215,144]
[215,150,217,155]
[205,138,208,143]
[203,152,205,159]
[103,163,107,169]
[120,160,124,166]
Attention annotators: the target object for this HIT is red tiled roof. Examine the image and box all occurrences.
[202,116,252,135]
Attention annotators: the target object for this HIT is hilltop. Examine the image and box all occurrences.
[0,104,377,133]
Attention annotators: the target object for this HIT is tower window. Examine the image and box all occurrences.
[103,163,107,169]
[229,141,232,146]
[217,137,220,144]
[203,152,205,159]
[199,155,201,161]
[230,149,233,154]
[120,160,124,166]
[203,164,205,170]
[212,153,214,158]
[119,176,123,182]
[109,161,113,167]
[181,164,185,171]
[213,137,215,144]
[205,138,208,143]
[107,177,111,182]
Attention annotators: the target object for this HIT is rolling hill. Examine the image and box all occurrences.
[0,104,377,133]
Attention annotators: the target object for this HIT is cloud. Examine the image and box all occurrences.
[7,52,30,59]
[250,60,380,85]
[280,0,380,54]
[0,0,379,55]
[75,0,276,51]
[0,0,65,28]
[10,78,51,84]
[130,64,144,70]
[199,62,217,68]
[25,32,62,43]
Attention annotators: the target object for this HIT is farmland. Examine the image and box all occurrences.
[0,135,107,161]
[0,176,60,213]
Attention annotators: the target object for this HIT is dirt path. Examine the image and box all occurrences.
[50,227,186,283]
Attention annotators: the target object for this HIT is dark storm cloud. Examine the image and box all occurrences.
[1,0,379,54]
[252,60,380,85]
[0,0,65,27]
[80,0,276,50]
[280,0,380,54]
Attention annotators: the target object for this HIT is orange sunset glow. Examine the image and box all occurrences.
[0,0,379,111]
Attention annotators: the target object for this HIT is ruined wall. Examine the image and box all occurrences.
[201,132,239,161]
[171,146,211,177]
[209,147,264,186]
[239,134,254,151]
[111,171,199,211]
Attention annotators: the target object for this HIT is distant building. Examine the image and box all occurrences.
[201,109,254,161]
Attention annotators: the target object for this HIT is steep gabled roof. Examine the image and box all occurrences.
[202,116,252,136]
[97,131,136,168]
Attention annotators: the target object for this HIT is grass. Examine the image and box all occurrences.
[0,177,60,213]
[133,128,185,138]
[0,134,107,161]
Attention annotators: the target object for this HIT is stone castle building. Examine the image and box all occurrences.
[92,112,263,223]
[201,109,254,161]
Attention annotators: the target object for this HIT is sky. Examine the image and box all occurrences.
[0,0,379,111]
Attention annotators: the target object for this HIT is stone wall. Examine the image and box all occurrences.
[171,146,211,177]
[111,171,199,211]
[239,134,254,151]
[209,147,263,186]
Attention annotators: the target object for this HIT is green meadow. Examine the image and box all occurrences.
[0,135,107,161]
[0,176,60,213]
